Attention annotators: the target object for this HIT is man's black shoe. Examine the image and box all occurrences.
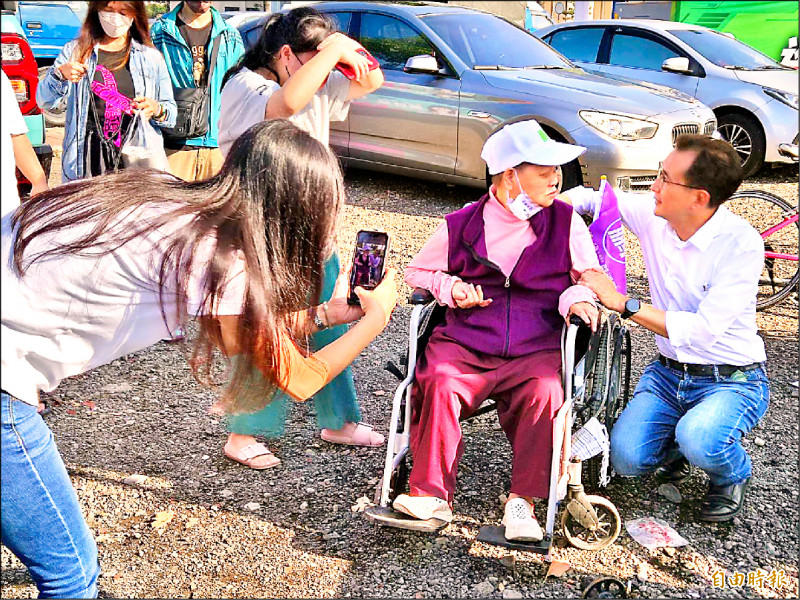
[655,457,692,483]
[699,478,750,523]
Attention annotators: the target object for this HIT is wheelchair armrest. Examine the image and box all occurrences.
[569,314,585,328]
[409,288,435,305]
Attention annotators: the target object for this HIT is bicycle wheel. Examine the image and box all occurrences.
[726,190,799,310]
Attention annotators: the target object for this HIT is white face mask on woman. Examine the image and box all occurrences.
[98,10,134,39]
[505,169,543,221]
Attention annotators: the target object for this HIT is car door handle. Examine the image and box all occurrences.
[25,22,42,29]
[467,110,492,118]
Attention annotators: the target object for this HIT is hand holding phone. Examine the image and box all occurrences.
[348,230,390,305]
[353,267,398,328]
[336,48,381,80]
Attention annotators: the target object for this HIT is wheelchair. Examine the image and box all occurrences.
[364,288,633,554]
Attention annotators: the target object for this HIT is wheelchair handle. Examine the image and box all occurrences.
[409,288,435,305]
[569,314,585,327]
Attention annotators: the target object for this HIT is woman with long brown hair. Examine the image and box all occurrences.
[37,0,176,181]
[0,120,397,597]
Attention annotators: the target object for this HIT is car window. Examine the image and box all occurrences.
[609,32,679,70]
[328,12,352,35]
[359,13,434,71]
[421,13,569,69]
[670,28,787,70]
[547,27,604,63]
[243,23,262,48]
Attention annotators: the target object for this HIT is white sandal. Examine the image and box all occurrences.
[223,442,280,470]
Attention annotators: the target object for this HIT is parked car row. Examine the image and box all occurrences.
[1,8,51,197]
[239,2,716,192]
[536,19,798,177]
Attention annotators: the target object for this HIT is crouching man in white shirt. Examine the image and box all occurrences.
[563,134,769,523]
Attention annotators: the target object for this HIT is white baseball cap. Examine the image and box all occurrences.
[481,120,586,175]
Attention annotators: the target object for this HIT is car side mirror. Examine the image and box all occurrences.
[404,54,440,74]
[661,56,693,75]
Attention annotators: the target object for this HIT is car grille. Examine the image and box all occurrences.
[616,175,657,192]
[704,119,717,135]
[672,123,700,144]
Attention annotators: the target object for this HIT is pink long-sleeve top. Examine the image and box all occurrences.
[405,188,600,317]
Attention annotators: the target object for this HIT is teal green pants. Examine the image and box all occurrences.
[226,253,362,437]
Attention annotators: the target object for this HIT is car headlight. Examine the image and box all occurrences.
[763,87,798,110]
[579,111,658,140]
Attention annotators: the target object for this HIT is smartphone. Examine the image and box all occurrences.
[336,48,381,80]
[348,230,390,305]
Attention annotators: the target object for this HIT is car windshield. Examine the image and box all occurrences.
[670,28,789,70]
[420,12,571,69]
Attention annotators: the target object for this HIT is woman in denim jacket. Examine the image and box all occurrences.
[37,0,176,183]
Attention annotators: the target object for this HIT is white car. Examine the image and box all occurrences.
[537,19,799,176]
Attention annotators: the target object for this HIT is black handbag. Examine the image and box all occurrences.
[161,35,222,143]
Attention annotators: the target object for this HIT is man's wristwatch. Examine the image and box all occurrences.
[621,297,642,320]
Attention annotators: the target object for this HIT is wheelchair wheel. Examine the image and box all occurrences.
[561,495,621,550]
[577,319,611,490]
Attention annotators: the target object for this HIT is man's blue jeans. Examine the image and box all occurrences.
[610,360,769,486]
[1,392,100,598]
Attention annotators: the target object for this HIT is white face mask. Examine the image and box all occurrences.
[505,169,543,221]
[98,10,134,39]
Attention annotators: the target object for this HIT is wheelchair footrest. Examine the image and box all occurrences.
[364,506,448,532]
[475,526,552,554]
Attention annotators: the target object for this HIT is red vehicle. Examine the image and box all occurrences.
[1,15,52,197]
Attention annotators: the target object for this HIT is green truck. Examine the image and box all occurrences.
[614,0,798,67]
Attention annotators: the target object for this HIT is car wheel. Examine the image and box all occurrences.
[717,113,765,178]
[38,66,66,128]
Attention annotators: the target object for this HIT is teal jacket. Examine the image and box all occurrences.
[150,5,244,148]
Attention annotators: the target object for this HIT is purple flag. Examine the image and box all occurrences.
[588,178,627,294]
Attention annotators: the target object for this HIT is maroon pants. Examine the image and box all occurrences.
[409,330,563,502]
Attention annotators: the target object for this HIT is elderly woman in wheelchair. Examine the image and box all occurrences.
[368,121,610,545]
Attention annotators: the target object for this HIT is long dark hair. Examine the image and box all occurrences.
[74,0,152,66]
[11,120,344,413]
[223,6,335,86]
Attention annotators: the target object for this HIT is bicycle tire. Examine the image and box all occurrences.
[726,190,799,310]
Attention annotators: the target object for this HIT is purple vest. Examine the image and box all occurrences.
[439,194,573,358]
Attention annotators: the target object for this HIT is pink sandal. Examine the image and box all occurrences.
[320,422,385,447]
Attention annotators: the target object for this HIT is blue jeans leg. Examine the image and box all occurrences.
[610,362,683,477]
[1,393,100,598]
[675,367,769,486]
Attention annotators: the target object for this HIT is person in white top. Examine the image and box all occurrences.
[1,120,397,597]
[217,6,386,468]
[563,134,769,523]
[1,70,48,217]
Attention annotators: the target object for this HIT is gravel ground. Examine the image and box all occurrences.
[2,136,798,598]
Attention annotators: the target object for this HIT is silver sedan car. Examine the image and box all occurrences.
[537,19,799,177]
[239,2,716,191]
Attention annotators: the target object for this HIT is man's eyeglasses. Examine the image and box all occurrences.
[655,163,706,191]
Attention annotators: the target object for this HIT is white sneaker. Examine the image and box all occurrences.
[393,494,453,523]
[502,497,543,542]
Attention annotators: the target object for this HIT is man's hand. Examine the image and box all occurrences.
[452,281,492,309]
[578,269,626,313]
[567,301,599,332]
